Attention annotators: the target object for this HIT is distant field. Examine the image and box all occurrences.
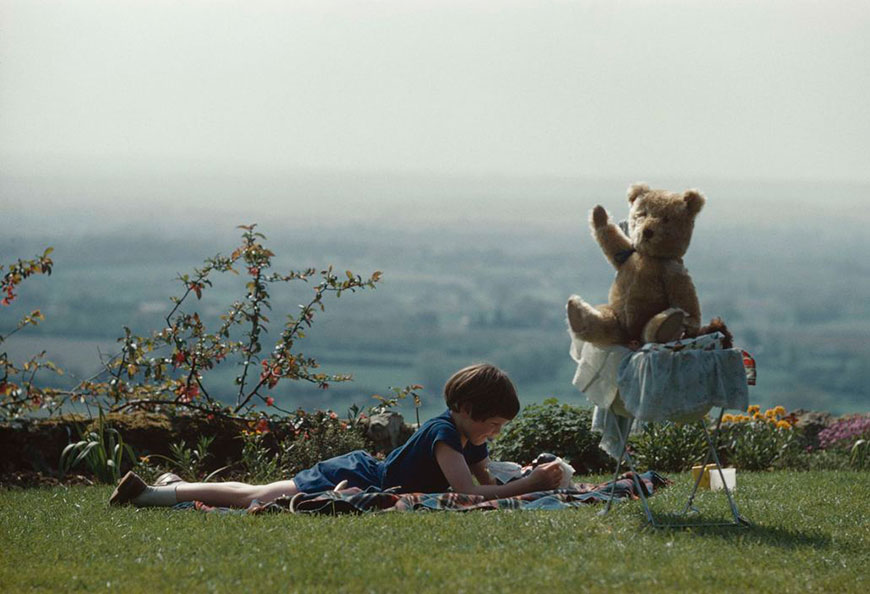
[4,204,869,416]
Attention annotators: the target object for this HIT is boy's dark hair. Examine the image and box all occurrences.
[443,363,520,421]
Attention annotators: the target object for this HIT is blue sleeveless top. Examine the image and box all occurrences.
[292,409,488,494]
[380,409,489,493]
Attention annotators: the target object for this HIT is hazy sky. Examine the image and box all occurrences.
[2,0,868,184]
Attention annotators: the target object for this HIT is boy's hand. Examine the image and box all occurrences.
[529,461,564,491]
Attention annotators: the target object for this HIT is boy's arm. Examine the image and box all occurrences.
[469,457,496,486]
[435,443,562,499]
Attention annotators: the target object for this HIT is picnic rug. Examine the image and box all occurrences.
[173,470,670,515]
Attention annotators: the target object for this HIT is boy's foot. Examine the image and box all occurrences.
[109,471,147,506]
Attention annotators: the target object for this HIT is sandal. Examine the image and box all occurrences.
[108,471,147,506]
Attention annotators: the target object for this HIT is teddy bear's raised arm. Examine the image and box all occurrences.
[589,205,633,270]
[663,262,702,335]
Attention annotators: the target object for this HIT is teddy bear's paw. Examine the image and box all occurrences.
[566,296,595,335]
[590,205,609,229]
[642,308,687,344]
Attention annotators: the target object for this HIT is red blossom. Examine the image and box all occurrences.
[176,382,199,403]
[255,418,270,433]
[265,396,275,406]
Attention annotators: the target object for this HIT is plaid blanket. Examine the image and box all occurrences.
[174,471,669,515]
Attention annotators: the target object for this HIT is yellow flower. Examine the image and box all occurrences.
[764,409,777,418]
[776,420,792,430]
[747,405,760,414]
[737,415,751,422]
[753,412,764,421]
[722,414,736,423]
[774,406,787,416]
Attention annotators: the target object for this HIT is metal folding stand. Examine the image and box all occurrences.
[598,407,750,528]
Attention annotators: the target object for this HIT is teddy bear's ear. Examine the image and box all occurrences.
[683,189,706,215]
[627,183,650,204]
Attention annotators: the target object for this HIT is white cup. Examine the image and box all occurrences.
[709,467,736,491]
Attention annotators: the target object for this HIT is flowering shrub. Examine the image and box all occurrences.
[1,226,382,422]
[490,399,611,473]
[0,248,63,419]
[721,404,798,430]
[627,405,804,472]
[718,405,803,470]
[817,416,870,451]
[276,409,370,476]
[235,409,370,481]
[816,416,870,470]
[125,407,371,482]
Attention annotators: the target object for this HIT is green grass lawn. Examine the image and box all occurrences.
[2,471,868,593]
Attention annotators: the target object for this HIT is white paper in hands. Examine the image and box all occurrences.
[488,453,575,489]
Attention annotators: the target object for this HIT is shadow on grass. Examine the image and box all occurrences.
[641,513,832,550]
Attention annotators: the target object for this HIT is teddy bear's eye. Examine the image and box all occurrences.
[636,212,646,218]
[662,216,669,223]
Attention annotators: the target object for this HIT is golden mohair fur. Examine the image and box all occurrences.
[567,183,705,346]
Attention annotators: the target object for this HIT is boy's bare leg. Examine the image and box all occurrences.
[175,480,300,508]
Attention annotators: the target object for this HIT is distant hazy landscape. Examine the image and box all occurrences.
[3,172,868,418]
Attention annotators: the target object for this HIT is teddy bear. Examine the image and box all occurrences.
[566,183,705,346]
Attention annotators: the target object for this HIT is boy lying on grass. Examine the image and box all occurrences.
[110,363,565,508]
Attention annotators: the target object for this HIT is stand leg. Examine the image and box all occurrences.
[681,446,710,516]
[621,448,656,527]
[681,411,722,516]
[599,417,631,516]
[702,413,749,526]
[596,408,749,528]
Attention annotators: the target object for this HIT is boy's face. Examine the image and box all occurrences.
[459,410,511,445]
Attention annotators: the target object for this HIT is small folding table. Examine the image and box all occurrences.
[570,333,752,528]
